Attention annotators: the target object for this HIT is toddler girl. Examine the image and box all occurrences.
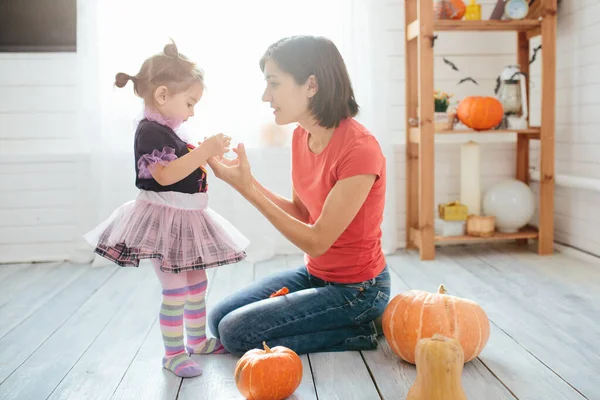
[84,41,249,378]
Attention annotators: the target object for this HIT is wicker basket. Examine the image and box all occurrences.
[466,215,495,237]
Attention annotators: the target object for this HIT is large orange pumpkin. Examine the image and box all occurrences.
[234,341,303,400]
[434,0,466,20]
[382,285,490,364]
[457,96,504,131]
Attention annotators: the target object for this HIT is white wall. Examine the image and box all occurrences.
[2,0,596,263]
[0,53,90,263]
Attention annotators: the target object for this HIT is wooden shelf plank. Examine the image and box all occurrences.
[409,127,541,143]
[436,128,540,135]
[418,0,436,260]
[405,0,419,251]
[526,26,541,39]
[435,226,539,243]
[538,0,557,255]
[435,20,541,32]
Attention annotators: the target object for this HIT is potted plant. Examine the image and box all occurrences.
[434,90,454,131]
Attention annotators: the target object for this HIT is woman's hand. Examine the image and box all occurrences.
[207,143,254,195]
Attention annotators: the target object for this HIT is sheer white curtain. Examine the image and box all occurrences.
[78,0,396,264]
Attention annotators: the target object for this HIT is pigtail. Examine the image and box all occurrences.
[115,72,134,88]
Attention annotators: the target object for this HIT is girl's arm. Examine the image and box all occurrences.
[151,134,230,186]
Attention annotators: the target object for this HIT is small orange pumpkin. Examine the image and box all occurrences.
[434,0,466,20]
[234,341,303,400]
[457,96,504,131]
[382,284,490,364]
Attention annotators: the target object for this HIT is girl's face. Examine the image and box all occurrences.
[155,81,204,126]
[261,59,317,126]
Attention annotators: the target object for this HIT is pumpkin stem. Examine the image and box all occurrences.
[438,284,447,294]
[262,341,272,353]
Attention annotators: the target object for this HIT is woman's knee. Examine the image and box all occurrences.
[207,300,228,338]
[217,312,259,355]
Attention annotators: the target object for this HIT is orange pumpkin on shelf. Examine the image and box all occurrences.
[382,284,490,364]
[234,341,303,400]
[457,95,504,131]
[434,0,466,20]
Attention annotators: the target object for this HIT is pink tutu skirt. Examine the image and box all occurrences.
[84,190,249,273]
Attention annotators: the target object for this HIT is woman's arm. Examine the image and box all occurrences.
[213,153,310,222]
[151,134,230,186]
[244,174,376,257]
[252,177,310,223]
[207,143,377,257]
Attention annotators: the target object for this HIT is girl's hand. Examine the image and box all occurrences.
[199,133,231,159]
[207,143,253,195]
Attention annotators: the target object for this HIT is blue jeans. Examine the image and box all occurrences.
[208,264,391,355]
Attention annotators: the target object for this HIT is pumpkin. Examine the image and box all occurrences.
[382,284,490,364]
[407,334,468,400]
[234,341,303,400]
[434,0,466,20]
[457,96,504,131]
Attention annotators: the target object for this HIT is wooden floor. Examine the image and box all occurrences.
[0,243,598,400]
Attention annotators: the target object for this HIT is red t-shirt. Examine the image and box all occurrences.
[291,118,386,283]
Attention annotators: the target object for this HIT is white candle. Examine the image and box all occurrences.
[460,141,481,216]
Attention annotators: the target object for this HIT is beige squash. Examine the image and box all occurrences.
[407,334,468,400]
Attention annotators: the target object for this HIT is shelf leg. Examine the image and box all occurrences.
[417,0,435,260]
[538,0,557,255]
[405,0,419,250]
[516,32,531,246]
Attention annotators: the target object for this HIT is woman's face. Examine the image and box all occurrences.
[261,59,316,125]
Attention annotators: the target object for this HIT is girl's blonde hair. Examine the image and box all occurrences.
[115,40,204,104]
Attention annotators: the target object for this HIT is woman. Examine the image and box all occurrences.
[206,35,390,355]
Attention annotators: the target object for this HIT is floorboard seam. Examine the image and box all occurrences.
[0,267,118,388]
[109,316,160,400]
[359,350,384,400]
[466,250,591,400]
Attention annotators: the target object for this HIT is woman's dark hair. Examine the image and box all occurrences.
[260,35,359,129]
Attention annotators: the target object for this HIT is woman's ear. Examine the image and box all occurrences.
[306,75,318,99]
[154,86,169,105]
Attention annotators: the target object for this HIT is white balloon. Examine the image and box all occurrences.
[482,179,535,233]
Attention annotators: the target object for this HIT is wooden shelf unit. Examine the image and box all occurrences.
[404,0,557,260]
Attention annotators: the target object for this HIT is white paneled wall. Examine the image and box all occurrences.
[0,53,89,263]
[0,54,80,154]
[1,0,598,262]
